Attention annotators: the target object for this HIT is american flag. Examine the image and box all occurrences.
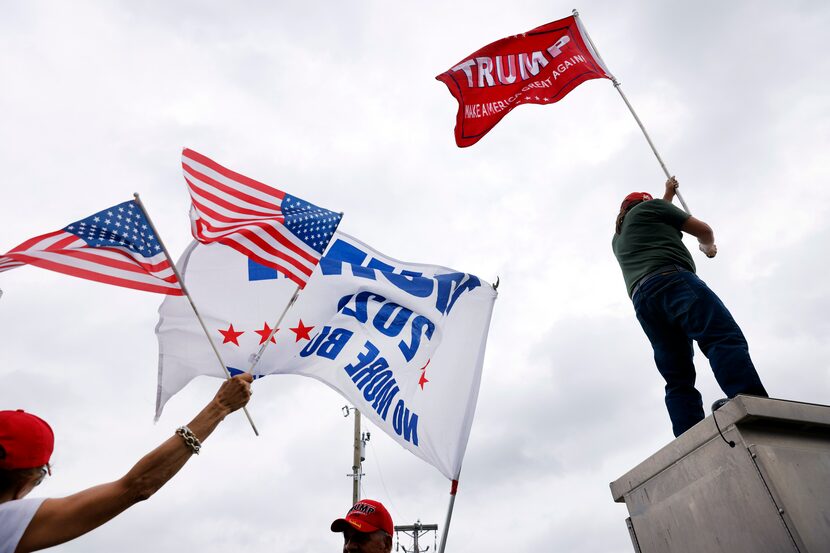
[182,148,342,288]
[0,200,182,295]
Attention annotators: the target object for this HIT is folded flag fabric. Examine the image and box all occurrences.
[156,233,497,480]
[0,199,182,295]
[182,148,342,289]
[436,15,613,147]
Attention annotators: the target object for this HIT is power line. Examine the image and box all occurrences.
[366,439,401,521]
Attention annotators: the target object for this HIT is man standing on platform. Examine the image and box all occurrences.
[612,177,768,437]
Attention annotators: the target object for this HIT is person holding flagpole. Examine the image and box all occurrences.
[612,177,768,437]
[0,373,252,553]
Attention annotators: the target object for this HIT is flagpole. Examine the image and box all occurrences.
[246,284,301,373]
[133,193,260,436]
[437,479,459,553]
[245,211,345,374]
[573,9,691,215]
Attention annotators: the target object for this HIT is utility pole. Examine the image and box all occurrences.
[351,407,361,504]
[394,520,439,553]
[343,405,370,505]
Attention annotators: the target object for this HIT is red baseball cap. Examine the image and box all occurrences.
[0,410,54,469]
[331,499,394,535]
[621,192,653,211]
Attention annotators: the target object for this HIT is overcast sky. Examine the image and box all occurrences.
[1,1,828,551]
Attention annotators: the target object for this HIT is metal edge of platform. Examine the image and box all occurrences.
[609,395,830,502]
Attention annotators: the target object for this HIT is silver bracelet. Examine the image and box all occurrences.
[175,426,202,455]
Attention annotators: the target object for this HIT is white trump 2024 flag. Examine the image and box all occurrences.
[156,232,497,480]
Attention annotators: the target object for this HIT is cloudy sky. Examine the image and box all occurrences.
[1,1,828,551]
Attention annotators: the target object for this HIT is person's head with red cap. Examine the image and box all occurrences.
[616,191,654,234]
[620,192,653,211]
[0,409,54,501]
[331,499,393,553]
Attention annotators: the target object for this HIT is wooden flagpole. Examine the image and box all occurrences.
[133,193,260,436]
[437,479,459,553]
[573,9,692,215]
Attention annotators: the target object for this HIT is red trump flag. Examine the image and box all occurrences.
[436,15,613,147]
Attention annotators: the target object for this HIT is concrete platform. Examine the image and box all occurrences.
[610,395,830,552]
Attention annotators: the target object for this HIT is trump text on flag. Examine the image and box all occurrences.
[436,15,612,147]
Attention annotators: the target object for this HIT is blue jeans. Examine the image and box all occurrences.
[633,269,767,437]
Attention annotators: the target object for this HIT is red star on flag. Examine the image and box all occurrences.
[219,323,244,346]
[255,322,277,345]
[290,319,314,342]
[418,359,430,390]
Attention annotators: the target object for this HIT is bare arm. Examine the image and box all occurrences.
[16,374,252,553]
[664,176,716,258]
[681,216,717,258]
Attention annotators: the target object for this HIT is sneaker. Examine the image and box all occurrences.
[711,398,730,411]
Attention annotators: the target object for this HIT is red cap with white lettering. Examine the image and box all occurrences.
[331,499,394,535]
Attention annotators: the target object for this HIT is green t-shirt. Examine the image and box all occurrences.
[612,199,695,297]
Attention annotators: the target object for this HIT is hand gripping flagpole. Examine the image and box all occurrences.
[573,9,691,215]
[437,479,459,553]
[245,212,345,375]
[133,193,260,436]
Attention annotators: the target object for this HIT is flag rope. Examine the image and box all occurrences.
[134,193,260,436]
[573,10,692,215]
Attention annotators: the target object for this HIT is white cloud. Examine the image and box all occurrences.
[1,1,828,552]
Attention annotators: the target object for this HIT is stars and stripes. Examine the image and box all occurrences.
[182,148,342,288]
[0,200,182,295]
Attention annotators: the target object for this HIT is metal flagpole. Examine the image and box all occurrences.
[246,285,300,373]
[572,9,691,215]
[245,211,344,374]
[133,193,260,436]
[437,479,459,553]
